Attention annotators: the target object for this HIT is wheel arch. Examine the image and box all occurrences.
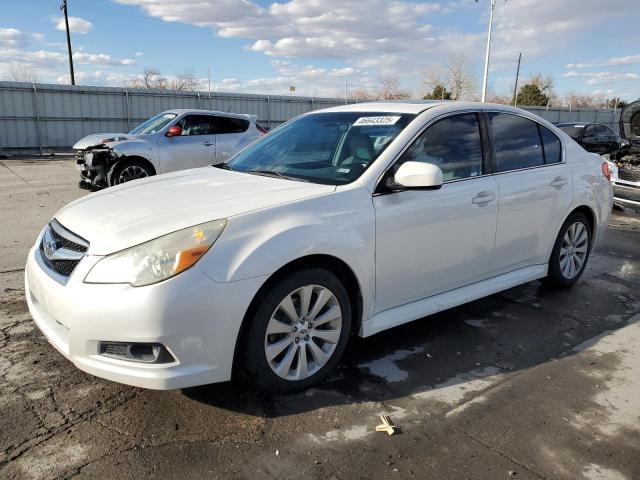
[566,204,596,237]
[232,254,364,374]
[115,155,157,175]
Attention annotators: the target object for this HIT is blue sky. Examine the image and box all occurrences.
[1,0,639,103]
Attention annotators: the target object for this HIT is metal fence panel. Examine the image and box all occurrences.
[0,80,623,153]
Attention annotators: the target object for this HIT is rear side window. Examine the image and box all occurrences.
[214,116,250,134]
[489,113,544,172]
[539,125,562,164]
[397,113,484,181]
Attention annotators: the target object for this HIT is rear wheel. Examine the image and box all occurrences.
[240,269,351,393]
[110,159,153,186]
[544,212,592,287]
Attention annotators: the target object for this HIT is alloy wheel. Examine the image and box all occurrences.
[117,165,148,184]
[264,285,342,381]
[559,221,589,279]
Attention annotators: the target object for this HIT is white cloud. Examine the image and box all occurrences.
[563,71,640,85]
[0,27,44,48]
[117,0,440,59]
[53,16,93,35]
[566,54,640,69]
[73,51,136,66]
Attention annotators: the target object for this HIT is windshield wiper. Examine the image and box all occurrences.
[247,169,304,181]
[213,162,233,171]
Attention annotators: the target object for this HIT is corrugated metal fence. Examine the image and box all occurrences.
[0,81,622,153]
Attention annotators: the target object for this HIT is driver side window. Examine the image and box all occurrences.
[396,113,484,182]
[176,115,214,136]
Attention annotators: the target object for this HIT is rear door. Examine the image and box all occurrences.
[374,112,499,312]
[157,114,216,172]
[487,112,572,274]
[213,116,254,164]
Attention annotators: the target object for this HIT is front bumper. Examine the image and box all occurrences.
[25,246,266,389]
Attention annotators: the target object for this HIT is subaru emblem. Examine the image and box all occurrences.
[43,226,59,260]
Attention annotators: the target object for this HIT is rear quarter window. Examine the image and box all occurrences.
[540,126,562,164]
[214,116,250,134]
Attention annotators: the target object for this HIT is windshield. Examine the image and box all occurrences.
[129,112,177,135]
[558,125,585,139]
[226,112,415,185]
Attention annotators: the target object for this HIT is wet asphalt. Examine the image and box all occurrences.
[1,158,639,480]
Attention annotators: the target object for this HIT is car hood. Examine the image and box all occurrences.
[73,133,135,150]
[55,167,336,255]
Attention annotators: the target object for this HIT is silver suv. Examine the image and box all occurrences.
[74,109,265,189]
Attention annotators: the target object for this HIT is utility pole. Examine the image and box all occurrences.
[208,68,211,98]
[480,0,495,102]
[60,0,75,85]
[344,79,348,105]
[512,52,521,107]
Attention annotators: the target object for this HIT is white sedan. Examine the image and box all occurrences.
[25,102,613,392]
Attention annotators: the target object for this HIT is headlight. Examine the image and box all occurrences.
[84,219,227,286]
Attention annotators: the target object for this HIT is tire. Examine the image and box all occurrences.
[240,269,352,393]
[109,159,153,186]
[544,212,592,288]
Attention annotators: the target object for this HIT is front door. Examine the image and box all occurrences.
[374,112,499,313]
[158,114,216,172]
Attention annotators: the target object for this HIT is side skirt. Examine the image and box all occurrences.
[363,264,548,337]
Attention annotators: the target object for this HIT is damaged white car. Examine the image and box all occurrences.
[74,109,265,189]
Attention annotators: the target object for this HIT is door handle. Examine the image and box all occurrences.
[202,141,215,146]
[550,176,568,189]
[471,191,495,205]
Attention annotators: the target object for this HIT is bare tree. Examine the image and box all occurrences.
[170,70,200,91]
[350,88,376,101]
[564,91,598,108]
[445,54,476,101]
[527,73,554,95]
[9,64,39,83]
[350,77,410,101]
[128,68,200,91]
[375,77,410,100]
[422,53,477,101]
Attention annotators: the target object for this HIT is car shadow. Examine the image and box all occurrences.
[182,244,640,418]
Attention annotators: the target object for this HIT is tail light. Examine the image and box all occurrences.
[256,123,269,134]
[601,161,611,181]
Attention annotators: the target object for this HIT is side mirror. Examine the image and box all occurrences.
[394,161,443,189]
[166,125,182,137]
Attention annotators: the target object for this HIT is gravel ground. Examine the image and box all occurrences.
[1,159,639,480]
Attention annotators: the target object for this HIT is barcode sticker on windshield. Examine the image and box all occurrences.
[353,116,401,126]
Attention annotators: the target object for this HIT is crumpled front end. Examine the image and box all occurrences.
[76,146,116,190]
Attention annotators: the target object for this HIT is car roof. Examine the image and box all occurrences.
[318,101,546,116]
[162,109,254,120]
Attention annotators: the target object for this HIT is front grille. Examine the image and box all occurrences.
[618,166,640,183]
[38,219,89,282]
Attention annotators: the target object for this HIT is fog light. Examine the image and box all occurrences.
[98,342,174,364]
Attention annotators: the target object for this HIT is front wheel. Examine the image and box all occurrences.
[544,213,592,288]
[109,159,153,186]
[240,269,351,393]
